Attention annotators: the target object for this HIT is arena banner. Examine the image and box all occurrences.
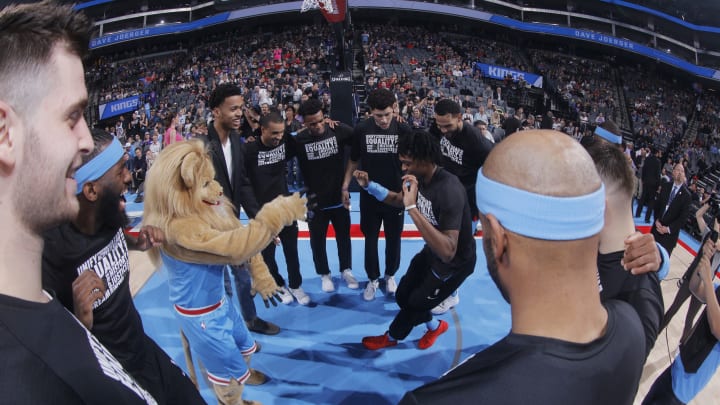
[90,13,229,48]
[489,15,720,80]
[320,0,347,23]
[98,96,140,121]
[474,63,543,88]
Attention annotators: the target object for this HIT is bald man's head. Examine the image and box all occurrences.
[483,130,601,197]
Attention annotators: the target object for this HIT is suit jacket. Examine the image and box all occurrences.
[202,123,260,218]
[641,155,661,187]
[652,180,692,252]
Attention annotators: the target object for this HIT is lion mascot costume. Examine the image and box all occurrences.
[142,140,307,405]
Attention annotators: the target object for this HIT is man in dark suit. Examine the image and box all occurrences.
[204,84,280,337]
[651,163,692,255]
[635,147,661,221]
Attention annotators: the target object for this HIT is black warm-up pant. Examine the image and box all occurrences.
[308,206,352,275]
[388,247,475,340]
[636,181,658,220]
[261,222,302,289]
[360,193,404,281]
[661,264,705,342]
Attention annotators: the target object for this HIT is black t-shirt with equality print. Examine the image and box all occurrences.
[293,123,353,209]
[42,225,146,374]
[351,117,412,193]
[244,134,295,207]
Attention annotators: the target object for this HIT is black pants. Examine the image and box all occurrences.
[652,227,680,257]
[224,265,258,321]
[389,247,475,340]
[636,182,658,220]
[643,365,685,405]
[133,335,205,404]
[308,206,352,275]
[360,194,404,281]
[261,222,302,289]
[661,265,705,343]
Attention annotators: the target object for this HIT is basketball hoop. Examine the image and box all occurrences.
[300,0,334,13]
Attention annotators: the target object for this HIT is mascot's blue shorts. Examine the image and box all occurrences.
[174,297,257,385]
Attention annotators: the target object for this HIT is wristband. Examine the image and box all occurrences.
[365,181,389,201]
[405,204,417,211]
[655,242,670,280]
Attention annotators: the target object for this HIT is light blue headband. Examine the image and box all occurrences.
[476,169,605,240]
[594,126,622,144]
[75,137,124,195]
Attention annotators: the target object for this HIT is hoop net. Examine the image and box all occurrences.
[300,0,334,13]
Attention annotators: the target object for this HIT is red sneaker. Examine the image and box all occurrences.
[362,332,397,350]
[418,320,449,350]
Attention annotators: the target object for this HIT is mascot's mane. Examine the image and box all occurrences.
[143,139,240,240]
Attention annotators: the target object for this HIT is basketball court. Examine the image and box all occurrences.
[125,196,720,404]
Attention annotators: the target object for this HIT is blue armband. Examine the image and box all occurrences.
[365,181,389,201]
[656,242,670,280]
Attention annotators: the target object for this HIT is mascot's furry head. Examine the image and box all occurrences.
[144,139,240,238]
[142,139,307,268]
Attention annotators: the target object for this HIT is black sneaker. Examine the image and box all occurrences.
[246,317,280,335]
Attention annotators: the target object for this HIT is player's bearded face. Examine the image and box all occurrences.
[96,185,129,231]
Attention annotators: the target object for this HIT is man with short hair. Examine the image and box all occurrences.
[244,112,308,305]
[400,130,645,404]
[342,89,412,301]
[0,2,155,402]
[651,163,692,255]
[581,127,665,357]
[204,84,279,335]
[357,130,475,351]
[294,99,358,292]
[43,129,203,404]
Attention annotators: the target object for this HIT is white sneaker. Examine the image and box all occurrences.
[431,291,460,315]
[385,275,397,294]
[363,279,379,301]
[289,287,311,305]
[277,286,294,305]
[342,269,359,289]
[321,274,335,292]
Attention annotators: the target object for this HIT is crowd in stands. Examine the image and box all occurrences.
[87,22,720,236]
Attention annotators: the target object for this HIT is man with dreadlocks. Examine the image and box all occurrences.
[356,130,476,350]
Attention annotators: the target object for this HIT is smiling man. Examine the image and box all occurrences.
[244,112,308,306]
[203,84,280,337]
[0,2,156,402]
[42,128,203,404]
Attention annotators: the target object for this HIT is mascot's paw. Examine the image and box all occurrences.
[251,283,283,308]
[248,255,282,308]
[255,193,308,232]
